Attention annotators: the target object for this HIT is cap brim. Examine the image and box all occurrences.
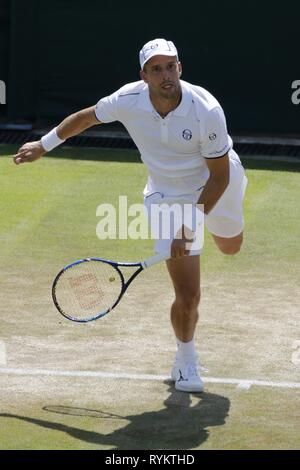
[141,51,178,70]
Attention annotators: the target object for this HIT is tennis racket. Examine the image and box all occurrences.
[52,252,169,323]
[43,405,125,420]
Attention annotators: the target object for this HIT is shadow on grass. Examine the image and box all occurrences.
[0,382,230,450]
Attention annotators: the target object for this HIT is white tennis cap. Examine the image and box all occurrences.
[139,38,178,70]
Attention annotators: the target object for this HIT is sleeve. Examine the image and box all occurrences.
[201,107,231,159]
[94,89,120,123]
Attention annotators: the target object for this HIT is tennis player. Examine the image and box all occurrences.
[13,38,247,392]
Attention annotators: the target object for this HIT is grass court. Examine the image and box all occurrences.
[0,144,299,450]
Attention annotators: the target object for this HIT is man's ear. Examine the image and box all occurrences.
[178,61,182,77]
[140,69,148,83]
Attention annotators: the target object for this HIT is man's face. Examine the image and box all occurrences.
[140,55,182,100]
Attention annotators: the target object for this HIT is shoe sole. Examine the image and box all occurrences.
[175,382,204,393]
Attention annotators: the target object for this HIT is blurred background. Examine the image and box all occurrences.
[0,0,299,142]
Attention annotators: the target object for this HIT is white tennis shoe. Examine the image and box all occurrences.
[171,360,204,393]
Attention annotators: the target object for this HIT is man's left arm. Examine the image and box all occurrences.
[171,154,229,258]
[171,106,230,257]
[197,154,230,214]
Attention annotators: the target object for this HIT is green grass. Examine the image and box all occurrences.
[1,144,299,281]
[1,146,151,266]
[0,385,299,450]
[1,144,300,450]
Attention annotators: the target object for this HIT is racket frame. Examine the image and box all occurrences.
[52,252,169,323]
[52,257,144,323]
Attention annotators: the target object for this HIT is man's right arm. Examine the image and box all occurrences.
[13,106,101,165]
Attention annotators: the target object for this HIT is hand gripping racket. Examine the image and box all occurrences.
[52,252,169,323]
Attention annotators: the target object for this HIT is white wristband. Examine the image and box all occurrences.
[41,127,65,152]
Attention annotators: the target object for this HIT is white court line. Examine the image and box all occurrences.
[0,367,299,390]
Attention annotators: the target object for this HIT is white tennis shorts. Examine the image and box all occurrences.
[144,158,247,255]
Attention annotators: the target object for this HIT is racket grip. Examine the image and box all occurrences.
[142,251,170,269]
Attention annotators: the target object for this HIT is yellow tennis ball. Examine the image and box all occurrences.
[109,276,115,282]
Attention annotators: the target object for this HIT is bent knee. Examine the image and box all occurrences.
[216,233,243,255]
[220,243,242,255]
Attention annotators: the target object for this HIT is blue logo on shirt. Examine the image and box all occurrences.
[182,129,192,140]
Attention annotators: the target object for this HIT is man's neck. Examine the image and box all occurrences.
[150,90,182,118]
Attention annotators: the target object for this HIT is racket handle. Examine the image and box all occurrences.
[142,252,170,269]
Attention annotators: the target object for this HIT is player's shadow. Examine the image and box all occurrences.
[0,381,230,449]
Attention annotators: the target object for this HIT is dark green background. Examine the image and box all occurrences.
[0,0,299,134]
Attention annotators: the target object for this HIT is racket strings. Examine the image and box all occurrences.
[54,261,122,320]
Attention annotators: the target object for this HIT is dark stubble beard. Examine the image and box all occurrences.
[160,81,181,101]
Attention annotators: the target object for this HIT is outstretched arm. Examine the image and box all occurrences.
[13,106,101,165]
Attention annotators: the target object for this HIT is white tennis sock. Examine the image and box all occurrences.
[176,338,197,363]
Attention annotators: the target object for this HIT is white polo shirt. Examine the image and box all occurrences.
[95,80,239,196]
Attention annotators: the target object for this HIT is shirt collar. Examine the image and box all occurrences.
[137,83,153,112]
[137,80,193,117]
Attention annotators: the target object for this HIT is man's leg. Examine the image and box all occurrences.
[166,254,203,392]
[166,255,200,342]
[212,231,243,255]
